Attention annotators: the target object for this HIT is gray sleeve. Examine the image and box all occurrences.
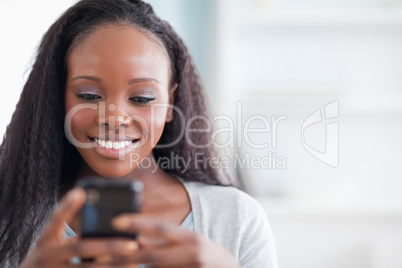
[238,193,278,268]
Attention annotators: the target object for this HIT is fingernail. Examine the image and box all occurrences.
[94,254,113,264]
[126,241,139,250]
[112,217,131,229]
[115,241,139,256]
[67,188,81,202]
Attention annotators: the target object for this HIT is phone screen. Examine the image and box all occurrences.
[78,177,143,239]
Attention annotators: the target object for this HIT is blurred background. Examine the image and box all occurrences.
[1,0,402,267]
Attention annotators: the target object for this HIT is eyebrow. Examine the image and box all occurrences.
[71,76,161,85]
[71,76,101,83]
[128,78,161,85]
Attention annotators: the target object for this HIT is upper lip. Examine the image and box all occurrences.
[89,135,140,142]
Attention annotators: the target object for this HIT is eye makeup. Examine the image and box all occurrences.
[75,86,102,95]
[129,96,156,104]
[129,87,157,101]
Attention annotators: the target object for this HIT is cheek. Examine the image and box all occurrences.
[65,102,97,140]
[143,106,169,146]
[71,110,95,134]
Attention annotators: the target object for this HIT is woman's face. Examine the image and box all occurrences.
[65,24,173,178]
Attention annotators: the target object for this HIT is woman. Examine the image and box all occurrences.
[0,0,277,267]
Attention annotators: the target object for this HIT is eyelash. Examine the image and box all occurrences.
[129,96,156,104]
[76,94,101,101]
[76,94,156,104]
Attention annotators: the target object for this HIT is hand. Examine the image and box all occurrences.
[19,188,139,268]
[112,214,242,268]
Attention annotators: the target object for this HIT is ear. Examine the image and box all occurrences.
[165,83,178,123]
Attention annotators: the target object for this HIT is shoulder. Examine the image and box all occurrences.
[181,180,278,268]
[181,180,268,234]
[182,180,263,213]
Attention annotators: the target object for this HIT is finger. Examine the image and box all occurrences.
[65,236,79,244]
[137,235,170,250]
[114,245,198,266]
[40,238,139,262]
[71,239,139,259]
[37,188,86,246]
[76,261,138,268]
[149,265,197,268]
[112,214,195,244]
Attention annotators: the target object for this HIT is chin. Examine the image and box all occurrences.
[78,149,148,179]
[103,167,133,178]
[88,163,135,179]
[99,171,130,179]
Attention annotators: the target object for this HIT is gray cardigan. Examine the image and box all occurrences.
[179,179,278,268]
[63,178,278,268]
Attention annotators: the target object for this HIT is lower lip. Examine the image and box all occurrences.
[91,139,140,159]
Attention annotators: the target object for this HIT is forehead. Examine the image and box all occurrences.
[67,24,170,82]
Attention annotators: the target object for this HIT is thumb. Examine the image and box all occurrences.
[36,188,86,246]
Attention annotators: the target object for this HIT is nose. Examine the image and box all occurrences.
[97,103,132,130]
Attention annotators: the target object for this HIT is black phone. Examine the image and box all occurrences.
[77,177,143,239]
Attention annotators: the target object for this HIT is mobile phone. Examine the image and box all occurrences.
[77,177,143,239]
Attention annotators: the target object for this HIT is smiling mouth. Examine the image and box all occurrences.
[88,137,140,150]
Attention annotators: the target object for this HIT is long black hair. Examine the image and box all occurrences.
[0,0,236,266]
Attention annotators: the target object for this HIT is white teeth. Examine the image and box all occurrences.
[113,142,119,149]
[92,138,133,149]
[104,141,111,149]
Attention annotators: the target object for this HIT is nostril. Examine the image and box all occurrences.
[99,117,131,128]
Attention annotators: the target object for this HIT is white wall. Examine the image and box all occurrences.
[215,0,402,267]
[0,0,79,143]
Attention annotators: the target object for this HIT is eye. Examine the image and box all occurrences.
[76,94,101,101]
[129,96,156,104]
